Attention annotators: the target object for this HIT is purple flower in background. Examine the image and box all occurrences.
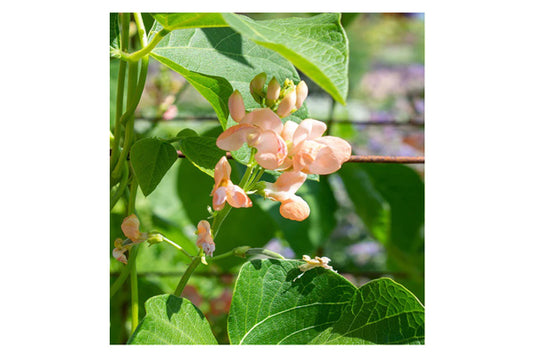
[264,238,295,259]
[348,241,382,265]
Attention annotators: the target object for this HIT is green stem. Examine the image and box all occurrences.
[129,244,139,331]
[127,178,139,331]
[110,161,129,210]
[173,253,202,296]
[162,237,193,260]
[127,178,138,215]
[111,59,138,180]
[110,263,131,298]
[113,28,169,63]
[110,13,130,171]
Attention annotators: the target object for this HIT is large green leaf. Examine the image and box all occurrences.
[228,259,424,344]
[150,24,309,128]
[130,137,178,196]
[152,13,228,31]
[128,294,217,344]
[178,136,227,177]
[222,13,349,104]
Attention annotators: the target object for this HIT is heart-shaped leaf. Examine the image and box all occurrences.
[178,136,226,177]
[222,13,349,104]
[130,138,178,196]
[128,294,217,344]
[228,259,424,344]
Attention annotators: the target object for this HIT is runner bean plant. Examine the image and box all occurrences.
[110,12,425,345]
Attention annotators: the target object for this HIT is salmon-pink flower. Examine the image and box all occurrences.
[280,119,352,175]
[299,255,335,272]
[113,238,128,264]
[196,220,215,257]
[216,108,288,170]
[121,214,147,243]
[263,170,310,221]
[211,156,252,211]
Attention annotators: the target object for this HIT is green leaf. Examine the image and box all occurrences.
[175,128,198,139]
[222,13,349,104]
[152,13,228,31]
[178,136,227,177]
[130,138,178,196]
[228,259,424,344]
[110,13,120,49]
[150,24,309,127]
[149,51,233,127]
[128,294,217,344]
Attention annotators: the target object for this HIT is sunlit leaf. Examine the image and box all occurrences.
[128,294,217,344]
[222,13,349,104]
[228,259,424,344]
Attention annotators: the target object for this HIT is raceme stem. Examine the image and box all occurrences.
[162,237,194,260]
[173,252,202,297]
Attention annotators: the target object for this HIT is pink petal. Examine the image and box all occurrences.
[121,214,140,241]
[216,124,259,151]
[225,184,252,208]
[273,170,307,196]
[293,119,327,147]
[243,108,283,133]
[314,136,352,163]
[280,196,310,221]
[295,81,308,109]
[254,131,287,170]
[276,88,296,118]
[213,186,228,211]
[292,140,322,172]
[281,120,298,143]
[212,156,232,194]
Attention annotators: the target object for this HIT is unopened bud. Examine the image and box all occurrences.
[228,90,246,122]
[295,81,308,109]
[147,233,164,246]
[250,72,267,96]
[276,87,297,118]
[233,245,252,258]
[266,77,281,103]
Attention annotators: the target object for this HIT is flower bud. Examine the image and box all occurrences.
[249,72,267,104]
[147,233,164,246]
[295,80,308,109]
[266,77,281,102]
[196,220,215,257]
[276,87,297,118]
[228,90,246,122]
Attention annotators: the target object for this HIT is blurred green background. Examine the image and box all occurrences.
[110,13,424,344]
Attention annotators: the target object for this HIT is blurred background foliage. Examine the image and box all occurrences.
[110,12,424,344]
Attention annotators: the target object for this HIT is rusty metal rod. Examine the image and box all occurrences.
[177,151,424,164]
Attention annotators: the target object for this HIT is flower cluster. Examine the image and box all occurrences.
[113,214,148,264]
[215,73,352,221]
